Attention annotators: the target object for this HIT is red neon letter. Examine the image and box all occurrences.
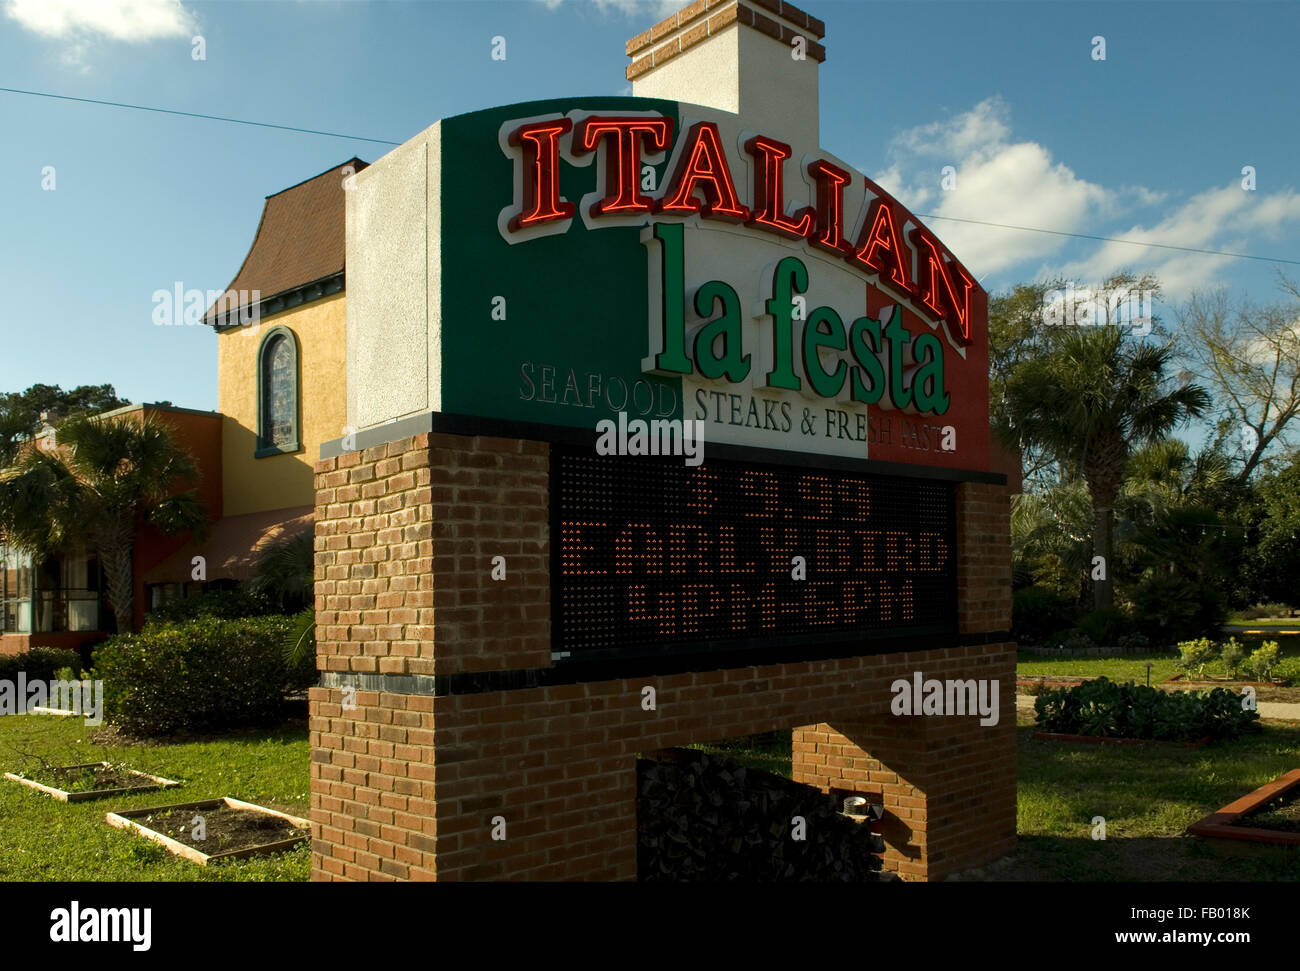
[853,196,912,291]
[508,118,575,231]
[910,229,975,344]
[658,121,749,221]
[573,115,673,216]
[806,158,853,255]
[744,135,814,239]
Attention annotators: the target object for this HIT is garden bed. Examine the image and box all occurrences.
[1163,674,1279,689]
[1186,769,1300,847]
[105,797,310,865]
[1033,731,1211,748]
[3,762,180,803]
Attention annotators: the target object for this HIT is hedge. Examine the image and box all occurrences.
[0,647,82,685]
[93,615,313,736]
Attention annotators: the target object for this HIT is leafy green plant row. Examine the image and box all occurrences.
[1033,677,1260,742]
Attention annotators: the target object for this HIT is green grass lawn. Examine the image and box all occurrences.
[1017,651,1181,683]
[1016,633,1300,687]
[693,721,1300,881]
[1001,711,1300,881]
[0,713,309,881]
[1226,619,1300,629]
[690,731,793,777]
[5,710,1296,882]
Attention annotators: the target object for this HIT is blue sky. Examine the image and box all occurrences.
[1,0,1297,415]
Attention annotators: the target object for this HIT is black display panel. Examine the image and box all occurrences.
[552,448,957,662]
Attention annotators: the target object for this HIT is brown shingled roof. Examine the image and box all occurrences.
[203,158,368,325]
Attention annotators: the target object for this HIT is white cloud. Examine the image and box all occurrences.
[870,97,1300,299]
[1051,184,1300,296]
[5,0,196,42]
[540,0,680,17]
[871,97,1111,278]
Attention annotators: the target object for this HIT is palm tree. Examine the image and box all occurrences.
[1010,479,1093,596]
[248,529,314,612]
[0,414,206,634]
[248,529,316,670]
[1006,326,1210,609]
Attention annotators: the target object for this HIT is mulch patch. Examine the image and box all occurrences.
[44,764,155,793]
[1234,789,1300,834]
[1032,731,1211,748]
[133,804,307,855]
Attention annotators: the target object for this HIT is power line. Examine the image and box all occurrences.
[915,212,1300,268]
[4,84,1298,268]
[0,86,401,146]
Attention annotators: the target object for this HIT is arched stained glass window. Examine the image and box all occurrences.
[256,327,300,456]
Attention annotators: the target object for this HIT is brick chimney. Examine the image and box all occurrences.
[626,0,826,149]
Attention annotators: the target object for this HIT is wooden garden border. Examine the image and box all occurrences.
[105,797,310,865]
[4,762,180,803]
[1186,768,1300,846]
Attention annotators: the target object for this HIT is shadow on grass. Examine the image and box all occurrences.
[999,723,1300,882]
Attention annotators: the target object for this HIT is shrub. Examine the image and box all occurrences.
[1219,638,1245,678]
[1116,632,1150,651]
[1033,677,1260,741]
[1012,586,1076,644]
[1077,607,1131,646]
[1129,574,1226,646]
[0,647,82,685]
[1176,638,1218,678]
[1052,629,1096,652]
[94,615,304,735]
[1243,641,1282,682]
[1238,602,1291,621]
[144,588,272,627]
[1272,658,1300,687]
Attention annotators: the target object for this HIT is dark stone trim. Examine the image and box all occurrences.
[208,271,344,331]
[958,630,1016,646]
[319,409,1007,485]
[315,630,1015,699]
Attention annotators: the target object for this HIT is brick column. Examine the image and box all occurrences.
[311,432,1018,881]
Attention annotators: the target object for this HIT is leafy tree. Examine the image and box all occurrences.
[0,383,130,465]
[0,414,205,633]
[989,280,1067,488]
[1178,274,1300,483]
[1005,325,1210,609]
[1249,451,1300,604]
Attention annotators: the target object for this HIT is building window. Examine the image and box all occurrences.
[256,326,301,457]
[0,545,33,633]
[1,546,104,634]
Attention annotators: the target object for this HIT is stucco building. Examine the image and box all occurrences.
[0,159,366,657]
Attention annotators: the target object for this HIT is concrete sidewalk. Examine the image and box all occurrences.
[1016,693,1300,721]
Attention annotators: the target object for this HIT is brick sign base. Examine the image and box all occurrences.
[309,431,1016,881]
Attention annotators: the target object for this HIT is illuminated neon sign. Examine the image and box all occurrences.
[503,115,977,346]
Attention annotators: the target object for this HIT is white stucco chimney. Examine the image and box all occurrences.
[626,0,826,150]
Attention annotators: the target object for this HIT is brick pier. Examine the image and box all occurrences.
[309,430,1017,881]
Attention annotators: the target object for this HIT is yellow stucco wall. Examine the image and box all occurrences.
[217,292,347,516]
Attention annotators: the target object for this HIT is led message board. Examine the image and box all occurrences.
[553,448,956,661]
